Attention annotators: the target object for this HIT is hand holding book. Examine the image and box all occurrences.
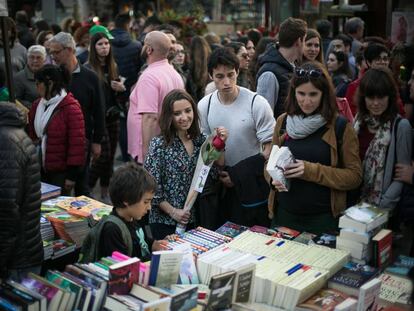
[283,160,305,178]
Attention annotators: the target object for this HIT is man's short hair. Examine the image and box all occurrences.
[345,17,364,35]
[143,15,162,29]
[208,47,240,76]
[278,17,307,48]
[315,19,332,38]
[109,163,157,209]
[364,43,389,63]
[49,32,76,50]
[114,13,131,29]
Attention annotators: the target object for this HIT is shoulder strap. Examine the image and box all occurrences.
[251,94,258,124]
[335,115,348,167]
[106,215,134,257]
[207,93,214,119]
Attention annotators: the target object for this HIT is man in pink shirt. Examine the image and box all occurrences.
[127,31,184,163]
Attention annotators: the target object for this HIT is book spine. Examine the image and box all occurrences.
[148,254,161,286]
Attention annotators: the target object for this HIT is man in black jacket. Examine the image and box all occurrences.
[256,17,307,118]
[0,102,43,281]
[111,13,143,162]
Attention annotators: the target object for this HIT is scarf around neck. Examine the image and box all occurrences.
[34,90,67,167]
[286,114,327,139]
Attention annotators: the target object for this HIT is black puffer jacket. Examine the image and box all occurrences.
[0,102,43,277]
[256,43,293,119]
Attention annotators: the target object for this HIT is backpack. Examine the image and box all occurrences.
[78,215,133,263]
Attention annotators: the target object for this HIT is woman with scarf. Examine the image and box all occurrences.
[28,64,86,195]
[354,67,412,209]
[267,61,362,234]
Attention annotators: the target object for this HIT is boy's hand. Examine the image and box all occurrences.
[152,240,169,251]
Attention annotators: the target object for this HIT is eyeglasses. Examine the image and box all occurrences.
[49,48,65,56]
[294,68,322,78]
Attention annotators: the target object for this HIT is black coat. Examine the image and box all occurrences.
[0,102,43,277]
[257,43,293,119]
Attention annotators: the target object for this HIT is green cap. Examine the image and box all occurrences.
[89,25,114,40]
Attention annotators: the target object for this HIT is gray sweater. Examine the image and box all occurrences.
[14,66,38,109]
[380,117,412,209]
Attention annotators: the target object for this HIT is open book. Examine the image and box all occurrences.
[266,145,295,191]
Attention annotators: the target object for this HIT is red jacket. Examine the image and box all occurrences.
[29,92,86,174]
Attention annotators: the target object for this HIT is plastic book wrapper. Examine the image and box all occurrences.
[266,145,295,191]
[175,135,224,235]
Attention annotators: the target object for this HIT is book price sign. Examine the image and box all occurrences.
[194,165,211,193]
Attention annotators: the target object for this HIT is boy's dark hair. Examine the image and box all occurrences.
[278,17,307,48]
[364,43,389,64]
[109,163,157,209]
[208,47,240,76]
[335,34,352,48]
[34,64,71,97]
[315,19,332,38]
[356,67,398,125]
[114,13,131,29]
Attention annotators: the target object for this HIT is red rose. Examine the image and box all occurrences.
[212,135,225,151]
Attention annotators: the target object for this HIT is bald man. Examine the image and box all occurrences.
[127,31,185,163]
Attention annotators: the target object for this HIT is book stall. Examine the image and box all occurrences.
[0,183,413,311]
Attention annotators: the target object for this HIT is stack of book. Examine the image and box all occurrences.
[167,226,232,255]
[337,203,389,264]
[40,215,54,242]
[42,239,77,260]
[378,273,413,305]
[55,196,113,225]
[46,211,90,247]
[40,182,61,202]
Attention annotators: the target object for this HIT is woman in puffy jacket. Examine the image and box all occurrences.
[28,64,86,195]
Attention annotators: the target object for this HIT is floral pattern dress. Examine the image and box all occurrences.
[144,134,207,226]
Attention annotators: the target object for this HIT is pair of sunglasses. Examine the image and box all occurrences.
[294,68,322,78]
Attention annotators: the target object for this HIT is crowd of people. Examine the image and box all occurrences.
[1,10,414,281]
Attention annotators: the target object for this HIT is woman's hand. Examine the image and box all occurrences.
[284,160,305,178]
[272,180,288,192]
[152,239,169,251]
[110,80,126,92]
[170,208,190,224]
[64,179,75,192]
[215,126,228,142]
[394,163,414,184]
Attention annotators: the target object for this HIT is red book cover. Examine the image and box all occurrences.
[108,257,140,295]
[372,229,392,268]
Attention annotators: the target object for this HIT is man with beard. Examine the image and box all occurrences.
[127,31,184,164]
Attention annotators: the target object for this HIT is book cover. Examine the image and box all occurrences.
[45,270,83,310]
[357,278,381,311]
[206,271,236,311]
[0,282,39,311]
[266,145,295,191]
[249,225,269,235]
[371,229,392,268]
[6,279,47,311]
[169,284,198,311]
[328,262,379,297]
[108,257,140,295]
[268,226,301,240]
[385,255,414,277]
[294,232,318,245]
[233,263,256,304]
[215,221,249,239]
[171,243,199,285]
[21,274,63,311]
[41,182,61,201]
[55,196,112,221]
[339,229,373,245]
[312,233,337,248]
[0,296,22,311]
[148,251,183,288]
[296,288,349,311]
[378,273,413,304]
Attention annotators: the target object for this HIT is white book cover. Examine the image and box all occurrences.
[335,297,358,311]
[357,278,381,311]
[266,145,295,191]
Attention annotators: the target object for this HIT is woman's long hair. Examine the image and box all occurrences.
[329,50,352,79]
[159,89,201,145]
[88,32,118,82]
[285,61,338,122]
[303,28,324,64]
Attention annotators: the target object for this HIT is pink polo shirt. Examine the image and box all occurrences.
[127,59,184,163]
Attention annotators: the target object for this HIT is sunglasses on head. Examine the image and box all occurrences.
[294,68,322,78]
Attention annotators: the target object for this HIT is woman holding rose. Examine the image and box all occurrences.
[144,89,228,239]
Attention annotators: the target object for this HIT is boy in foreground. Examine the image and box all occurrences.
[96,162,169,260]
